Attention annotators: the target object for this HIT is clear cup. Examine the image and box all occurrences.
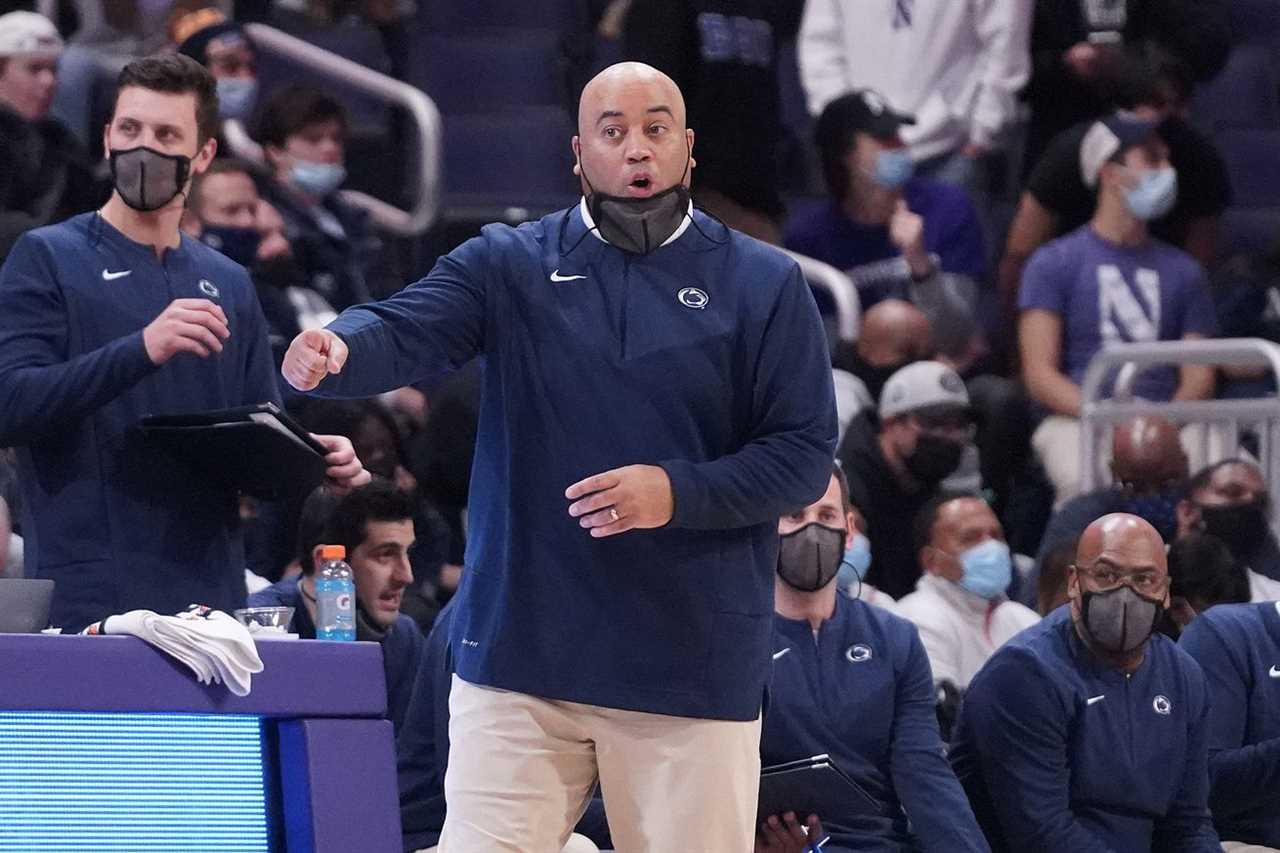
[233,606,295,633]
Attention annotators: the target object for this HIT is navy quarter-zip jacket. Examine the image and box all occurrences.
[0,213,281,630]
[1179,601,1280,847]
[950,606,1219,853]
[764,596,990,852]
[313,203,838,720]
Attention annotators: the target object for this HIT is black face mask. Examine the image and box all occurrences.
[777,522,845,592]
[904,434,964,484]
[580,145,692,255]
[109,145,190,212]
[201,224,261,268]
[850,354,909,406]
[354,604,388,642]
[1199,501,1271,561]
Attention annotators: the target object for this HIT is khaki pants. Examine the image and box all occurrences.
[1033,416,1239,507]
[1222,843,1280,852]
[417,835,598,853]
[438,676,761,853]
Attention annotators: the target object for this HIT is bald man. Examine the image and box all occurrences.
[951,514,1220,853]
[281,62,837,852]
[1026,415,1188,608]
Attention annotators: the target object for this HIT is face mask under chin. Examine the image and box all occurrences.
[579,144,693,255]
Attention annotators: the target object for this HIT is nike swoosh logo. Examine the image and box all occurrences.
[550,269,587,282]
[1087,695,1106,706]
[772,648,792,661]
[102,269,132,281]
[1270,666,1280,679]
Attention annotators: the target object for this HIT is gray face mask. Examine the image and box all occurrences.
[777,522,845,592]
[109,145,191,212]
[1080,585,1162,654]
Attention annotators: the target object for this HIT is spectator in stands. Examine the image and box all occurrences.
[950,513,1220,853]
[830,466,899,613]
[1026,415,1188,607]
[839,361,971,599]
[1036,539,1076,616]
[623,0,803,243]
[999,44,1231,337]
[835,299,933,429]
[1176,459,1280,602]
[762,463,991,852]
[796,0,1029,194]
[173,8,260,126]
[397,604,612,853]
[1163,532,1249,637]
[0,10,107,261]
[256,84,381,311]
[249,480,423,734]
[788,90,984,367]
[1023,0,1230,176]
[1020,113,1215,507]
[897,493,1039,691]
[0,55,369,631]
[1179,601,1280,850]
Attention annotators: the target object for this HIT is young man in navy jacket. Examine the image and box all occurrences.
[282,62,837,851]
[0,54,367,632]
[1179,601,1280,849]
[761,462,990,853]
[950,513,1220,853]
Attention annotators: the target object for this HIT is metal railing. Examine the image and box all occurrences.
[1078,338,1280,515]
[782,250,860,344]
[225,23,443,237]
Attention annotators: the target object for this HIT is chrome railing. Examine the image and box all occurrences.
[226,23,443,237]
[782,250,860,344]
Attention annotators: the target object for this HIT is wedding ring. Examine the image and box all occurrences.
[609,508,620,522]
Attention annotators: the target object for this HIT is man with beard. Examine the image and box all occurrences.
[950,513,1220,853]
[1176,460,1280,602]
[839,360,972,599]
[281,62,836,851]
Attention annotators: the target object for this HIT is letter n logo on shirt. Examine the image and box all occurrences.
[1097,265,1161,346]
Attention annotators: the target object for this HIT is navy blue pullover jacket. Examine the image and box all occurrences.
[950,606,1219,853]
[1179,601,1280,847]
[313,204,837,720]
[0,213,280,630]
[248,576,425,738]
[764,596,990,853]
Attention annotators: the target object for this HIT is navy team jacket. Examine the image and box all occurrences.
[763,595,990,853]
[950,606,1220,853]
[0,213,280,630]
[1179,601,1280,848]
[313,204,837,720]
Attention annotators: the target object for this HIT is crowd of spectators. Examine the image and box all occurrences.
[2,0,1280,851]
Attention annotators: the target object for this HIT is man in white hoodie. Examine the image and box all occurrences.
[896,493,1039,690]
[797,0,1031,191]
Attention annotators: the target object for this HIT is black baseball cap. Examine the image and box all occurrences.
[816,89,917,143]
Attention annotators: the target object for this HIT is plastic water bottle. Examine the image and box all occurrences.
[315,544,355,641]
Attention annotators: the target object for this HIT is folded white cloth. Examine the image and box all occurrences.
[83,606,264,696]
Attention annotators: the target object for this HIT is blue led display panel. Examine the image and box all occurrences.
[0,711,270,852]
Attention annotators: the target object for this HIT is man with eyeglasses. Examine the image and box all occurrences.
[839,360,975,599]
[950,513,1220,853]
[1175,459,1280,603]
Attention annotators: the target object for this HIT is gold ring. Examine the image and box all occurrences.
[609,508,620,522]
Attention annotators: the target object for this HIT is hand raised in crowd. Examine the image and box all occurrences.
[310,432,372,494]
[282,329,349,391]
[143,298,230,365]
[755,812,824,853]
[888,200,934,280]
[566,464,675,538]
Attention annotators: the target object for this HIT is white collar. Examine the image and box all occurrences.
[578,195,695,248]
[920,572,1001,617]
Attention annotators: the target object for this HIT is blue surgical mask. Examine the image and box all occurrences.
[1118,489,1181,543]
[216,77,258,122]
[838,533,872,587]
[290,160,346,197]
[956,539,1012,600]
[873,149,914,190]
[1124,167,1178,221]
